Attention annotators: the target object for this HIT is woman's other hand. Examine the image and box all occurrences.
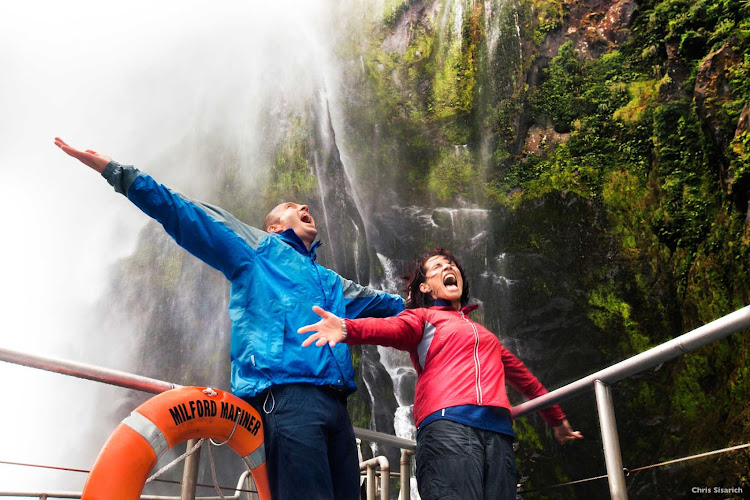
[553,419,583,444]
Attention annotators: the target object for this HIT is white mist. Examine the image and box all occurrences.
[0,0,349,491]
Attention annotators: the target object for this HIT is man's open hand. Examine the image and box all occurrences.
[54,137,112,173]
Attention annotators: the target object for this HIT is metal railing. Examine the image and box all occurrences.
[1,304,749,499]
[0,347,414,499]
[0,470,253,499]
[511,304,750,499]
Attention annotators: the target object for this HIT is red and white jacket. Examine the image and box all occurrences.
[344,304,566,428]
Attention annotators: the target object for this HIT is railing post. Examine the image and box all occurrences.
[381,465,390,500]
[595,380,628,499]
[361,456,390,500]
[367,464,376,500]
[246,468,257,500]
[400,449,413,500]
[180,439,201,500]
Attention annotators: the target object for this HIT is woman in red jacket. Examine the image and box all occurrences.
[299,248,582,500]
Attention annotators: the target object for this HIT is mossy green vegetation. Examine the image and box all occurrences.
[432,2,482,124]
[342,0,495,204]
[613,79,659,123]
[588,283,651,354]
[484,0,750,491]
[347,345,373,429]
[383,0,412,27]
[530,0,566,46]
[535,41,588,133]
[264,115,318,207]
[428,146,479,201]
[728,126,750,198]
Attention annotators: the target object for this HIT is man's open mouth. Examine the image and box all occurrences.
[301,213,313,224]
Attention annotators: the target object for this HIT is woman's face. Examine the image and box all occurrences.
[420,255,463,308]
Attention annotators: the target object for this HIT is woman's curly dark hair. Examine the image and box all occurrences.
[402,248,470,309]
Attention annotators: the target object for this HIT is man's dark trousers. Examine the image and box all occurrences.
[248,384,360,500]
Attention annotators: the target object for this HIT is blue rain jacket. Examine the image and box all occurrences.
[102,162,404,398]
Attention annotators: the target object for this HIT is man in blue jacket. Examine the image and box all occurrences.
[55,137,404,500]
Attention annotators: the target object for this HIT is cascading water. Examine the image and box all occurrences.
[329,1,537,497]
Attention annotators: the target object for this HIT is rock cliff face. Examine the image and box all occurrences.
[565,0,636,57]
[334,0,750,496]
[87,0,749,497]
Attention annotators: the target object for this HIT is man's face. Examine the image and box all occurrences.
[267,202,318,247]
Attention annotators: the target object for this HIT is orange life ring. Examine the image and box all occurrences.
[82,386,271,500]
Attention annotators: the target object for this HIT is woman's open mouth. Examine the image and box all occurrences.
[443,273,458,289]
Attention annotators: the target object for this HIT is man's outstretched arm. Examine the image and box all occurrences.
[54,138,263,280]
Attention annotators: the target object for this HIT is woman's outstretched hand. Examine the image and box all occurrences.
[54,137,112,173]
[298,306,345,347]
[553,419,583,444]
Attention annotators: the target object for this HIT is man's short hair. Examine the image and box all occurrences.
[262,211,281,232]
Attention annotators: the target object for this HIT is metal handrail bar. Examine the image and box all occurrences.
[0,347,179,395]
[0,470,254,499]
[0,492,250,499]
[0,493,82,499]
[360,471,402,477]
[0,493,242,499]
[512,304,750,419]
[353,426,416,451]
[0,346,414,451]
